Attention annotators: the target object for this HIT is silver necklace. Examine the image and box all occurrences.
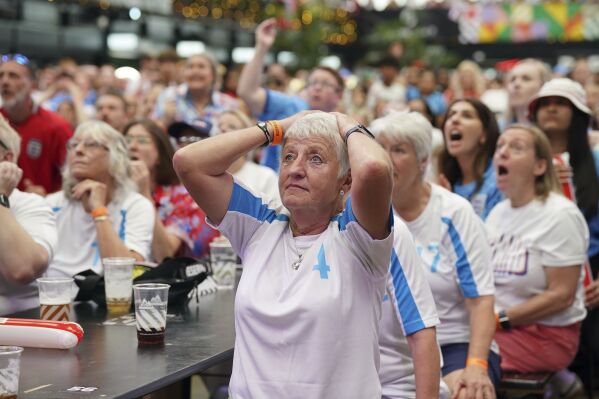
[289,232,304,271]
[291,254,303,271]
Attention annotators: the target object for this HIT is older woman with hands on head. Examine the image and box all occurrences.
[373,111,499,399]
[173,110,394,398]
[46,120,154,278]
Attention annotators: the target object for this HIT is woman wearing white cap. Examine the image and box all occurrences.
[528,78,599,396]
[528,78,599,293]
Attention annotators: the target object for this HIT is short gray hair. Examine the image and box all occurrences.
[0,114,21,160]
[283,112,349,179]
[62,120,135,202]
[370,111,433,163]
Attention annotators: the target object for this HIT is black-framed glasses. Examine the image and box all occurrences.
[1,53,30,66]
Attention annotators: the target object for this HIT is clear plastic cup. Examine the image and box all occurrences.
[36,277,74,321]
[103,257,135,315]
[133,283,170,346]
[0,346,23,398]
[209,239,236,289]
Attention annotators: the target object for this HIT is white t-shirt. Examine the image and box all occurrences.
[379,217,440,399]
[400,184,495,347]
[232,161,280,203]
[213,179,393,399]
[0,190,57,315]
[486,193,589,326]
[46,190,154,277]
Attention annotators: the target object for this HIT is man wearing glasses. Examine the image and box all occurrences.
[0,54,73,196]
[237,18,345,172]
[0,114,57,315]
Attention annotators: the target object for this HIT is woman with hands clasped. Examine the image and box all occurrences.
[46,121,154,278]
[373,111,499,399]
[487,125,588,375]
[173,110,394,398]
[124,118,219,261]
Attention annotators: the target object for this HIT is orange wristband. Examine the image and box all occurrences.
[91,207,109,219]
[466,357,488,370]
[268,120,283,145]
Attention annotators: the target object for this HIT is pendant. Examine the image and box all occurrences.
[291,255,302,270]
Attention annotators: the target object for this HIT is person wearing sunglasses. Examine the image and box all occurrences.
[45,120,154,279]
[0,53,72,196]
[0,114,57,315]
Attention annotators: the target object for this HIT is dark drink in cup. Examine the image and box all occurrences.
[133,283,170,347]
[137,327,166,345]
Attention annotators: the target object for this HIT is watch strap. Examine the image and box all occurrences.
[345,124,375,142]
[0,194,9,209]
[498,310,511,330]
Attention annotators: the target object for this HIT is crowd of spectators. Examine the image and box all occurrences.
[1,16,599,398]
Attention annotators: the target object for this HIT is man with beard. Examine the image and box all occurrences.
[95,88,130,133]
[237,18,344,172]
[0,54,72,195]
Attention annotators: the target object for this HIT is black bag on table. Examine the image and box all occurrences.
[73,257,212,308]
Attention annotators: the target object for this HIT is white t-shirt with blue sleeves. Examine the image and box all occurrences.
[379,217,440,399]
[401,184,495,348]
[45,190,154,277]
[213,179,393,399]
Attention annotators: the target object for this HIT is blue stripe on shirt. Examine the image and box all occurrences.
[228,182,288,223]
[335,197,394,232]
[441,216,479,297]
[390,249,426,335]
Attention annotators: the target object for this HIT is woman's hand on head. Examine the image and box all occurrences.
[450,365,495,399]
[331,112,360,140]
[130,160,152,200]
[71,179,108,213]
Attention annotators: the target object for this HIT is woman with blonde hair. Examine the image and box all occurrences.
[487,124,588,374]
[503,58,551,126]
[46,120,154,277]
[445,60,486,103]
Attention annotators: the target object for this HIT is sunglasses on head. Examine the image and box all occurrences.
[1,53,31,66]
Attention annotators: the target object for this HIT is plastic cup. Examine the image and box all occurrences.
[36,277,74,321]
[0,346,23,399]
[133,284,170,346]
[209,239,236,289]
[103,257,135,315]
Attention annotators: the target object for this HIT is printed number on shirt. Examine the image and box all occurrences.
[416,243,441,273]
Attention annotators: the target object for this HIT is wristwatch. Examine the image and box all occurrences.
[498,310,511,331]
[0,194,9,209]
[345,124,375,142]
[256,121,271,146]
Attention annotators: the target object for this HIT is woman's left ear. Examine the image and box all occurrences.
[533,158,547,177]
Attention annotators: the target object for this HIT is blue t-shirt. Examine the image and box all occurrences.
[406,86,447,116]
[258,90,309,173]
[453,162,503,221]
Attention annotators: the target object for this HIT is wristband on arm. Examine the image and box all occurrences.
[466,357,488,370]
[91,207,109,222]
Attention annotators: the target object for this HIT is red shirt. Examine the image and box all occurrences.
[1,106,72,194]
